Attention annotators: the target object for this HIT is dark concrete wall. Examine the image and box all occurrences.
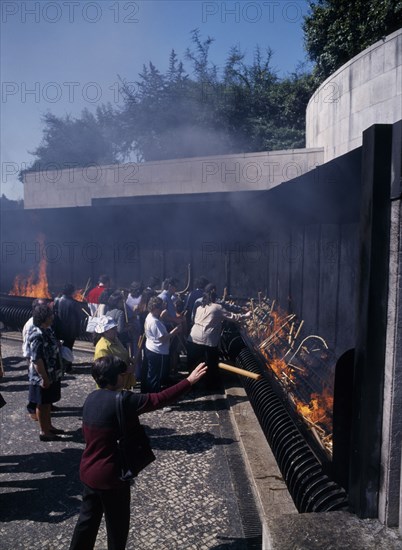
[1,149,361,357]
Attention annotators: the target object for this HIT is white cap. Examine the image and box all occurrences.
[94,315,118,334]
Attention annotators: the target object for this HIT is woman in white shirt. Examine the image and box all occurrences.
[144,296,180,392]
[187,284,250,390]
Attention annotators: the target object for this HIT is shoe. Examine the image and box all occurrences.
[162,407,172,413]
[49,427,65,434]
[39,433,63,442]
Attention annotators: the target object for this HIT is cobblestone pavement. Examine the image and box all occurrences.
[0,338,261,550]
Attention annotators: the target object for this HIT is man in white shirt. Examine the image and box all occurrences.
[158,278,181,328]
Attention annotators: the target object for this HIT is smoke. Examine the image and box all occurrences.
[141,124,249,162]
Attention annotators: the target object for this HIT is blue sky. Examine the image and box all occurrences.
[1,1,311,199]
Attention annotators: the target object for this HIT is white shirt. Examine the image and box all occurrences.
[22,317,34,358]
[144,312,169,355]
[188,303,241,348]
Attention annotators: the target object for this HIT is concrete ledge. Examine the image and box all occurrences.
[23,148,324,209]
[225,377,402,549]
[225,378,297,522]
[0,331,94,354]
[263,511,402,550]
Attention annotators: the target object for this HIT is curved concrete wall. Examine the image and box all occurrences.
[306,29,402,162]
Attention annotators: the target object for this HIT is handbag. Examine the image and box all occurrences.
[115,390,155,482]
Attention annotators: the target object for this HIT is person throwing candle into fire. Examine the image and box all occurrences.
[69,355,207,550]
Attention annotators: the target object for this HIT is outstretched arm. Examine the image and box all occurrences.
[138,363,208,413]
[187,362,208,385]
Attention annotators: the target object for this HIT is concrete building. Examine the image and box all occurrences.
[306,28,402,161]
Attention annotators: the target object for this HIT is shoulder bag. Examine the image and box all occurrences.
[115,390,156,482]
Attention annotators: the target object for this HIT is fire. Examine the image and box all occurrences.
[295,388,333,430]
[263,356,296,386]
[73,289,86,302]
[9,254,51,299]
[267,357,287,379]
[242,297,335,456]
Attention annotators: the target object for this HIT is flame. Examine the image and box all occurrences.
[243,298,334,455]
[295,388,333,430]
[73,289,86,302]
[270,309,284,333]
[267,357,287,379]
[9,253,51,299]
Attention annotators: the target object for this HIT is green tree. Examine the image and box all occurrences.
[304,0,402,81]
[19,108,120,181]
[21,31,316,178]
[118,36,314,160]
[119,33,240,161]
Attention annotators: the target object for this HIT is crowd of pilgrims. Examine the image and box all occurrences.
[23,274,251,440]
[20,274,250,549]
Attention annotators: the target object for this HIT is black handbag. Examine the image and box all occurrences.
[115,391,155,482]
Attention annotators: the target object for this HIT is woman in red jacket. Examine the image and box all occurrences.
[69,355,207,550]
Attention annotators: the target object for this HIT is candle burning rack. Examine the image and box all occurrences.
[219,298,348,513]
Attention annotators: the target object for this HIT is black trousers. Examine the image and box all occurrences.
[144,349,170,392]
[69,483,131,550]
[186,342,221,389]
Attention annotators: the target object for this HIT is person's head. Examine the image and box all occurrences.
[62,283,75,297]
[194,276,209,290]
[99,288,114,305]
[129,281,143,298]
[175,298,184,314]
[94,316,118,341]
[139,288,156,312]
[148,296,164,316]
[147,276,160,290]
[107,290,124,310]
[98,274,110,287]
[202,283,217,306]
[31,298,46,310]
[91,355,127,389]
[162,277,178,294]
[33,303,54,328]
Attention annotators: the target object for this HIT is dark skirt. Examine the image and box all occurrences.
[29,379,61,405]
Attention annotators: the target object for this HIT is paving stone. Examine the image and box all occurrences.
[0,339,259,549]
